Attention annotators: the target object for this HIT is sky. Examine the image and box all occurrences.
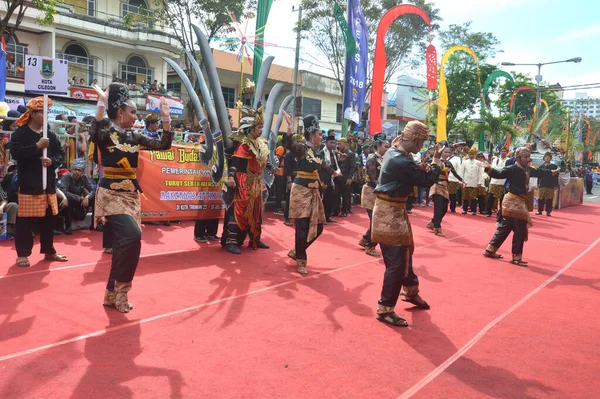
[236,0,600,99]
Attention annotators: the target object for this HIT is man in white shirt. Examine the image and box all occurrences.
[486,148,508,217]
[459,148,482,215]
[448,145,463,212]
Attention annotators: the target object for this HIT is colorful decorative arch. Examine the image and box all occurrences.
[478,70,515,150]
[369,5,431,135]
[436,45,481,141]
[508,86,540,125]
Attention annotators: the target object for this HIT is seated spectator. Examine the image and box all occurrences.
[79,78,85,86]
[70,76,78,86]
[90,78,98,86]
[151,80,158,92]
[159,83,167,94]
[0,164,18,238]
[59,158,95,234]
[2,110,21,180]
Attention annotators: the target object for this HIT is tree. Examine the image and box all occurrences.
[494,72,561,120]
[471,111,518,149]
[1,0,59,39]
[437,22,500,134]
[299,0,441,93]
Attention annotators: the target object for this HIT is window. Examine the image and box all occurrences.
[336,103,342,123]
[302,97,321,120]
[167,82,181,94]
[120,55,153,85]
[122,0,151,18]
[3,33,26,78]
[222,87,236,109]
[57,43,95,85]
[87,0,95,16]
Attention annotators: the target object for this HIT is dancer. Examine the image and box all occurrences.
[371,121,442,327]
[482,146,559,266]
[359,135,390,256]
[222,106,273,254]
[91,83,172,312]
[10,96,68,267]
[426,146,464,237]
[286,114,340,274]
[537,151,559,216]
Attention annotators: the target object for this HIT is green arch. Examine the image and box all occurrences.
[478,70,515,150]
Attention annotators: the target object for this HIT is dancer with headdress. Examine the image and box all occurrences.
[358,133,390,256]
[286,114,340,274]
[91,83,172,312]
[482,146,559,266]
[222,106,273,254]
[10,96,68,267]
[426,145,464,237]
[371,121,442,326]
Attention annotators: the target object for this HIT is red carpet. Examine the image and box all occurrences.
[0,204,598,398]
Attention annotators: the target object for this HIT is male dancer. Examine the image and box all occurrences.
[371,121,442,327]
[483,147,559,266]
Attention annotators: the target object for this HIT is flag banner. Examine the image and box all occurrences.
[146,94,184,115]
[0,36,6,102]
[252,0,274,83]
[334,2,356,56]
[342,0,368,125]
[138,144,225,221]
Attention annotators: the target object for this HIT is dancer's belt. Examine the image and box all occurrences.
[103,167,137,180]
[507,192,527,201]
[375,193,407,209]
[296,171,320,181]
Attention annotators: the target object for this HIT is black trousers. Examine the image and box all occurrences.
[64,197,94,228]
[284,188,291,221]
[406,196,415,211]
[105,214,142,291]
[585,180,593,194]
[463,199,478,213]
[363,209,375,247]
[323,184,334,220]
[449,193,458,212]
[333,178,350,214]
[488,216,527,256]
[194,219,219,237]
[431,194,448,228]
[478,194,486,214]
[16,206,56,257]
[538,198,553,215]
[379,244,419,308]
[102,221,113,249]
[486,192,504,215]
[294,217,323,261]
[274,176,286,210]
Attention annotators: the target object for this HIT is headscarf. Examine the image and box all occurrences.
[72,157,86,170]
[16,96,52,127]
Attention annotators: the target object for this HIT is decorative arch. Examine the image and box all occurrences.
[436,45,481,141]
[478,70,515,149]
[369,4,431,135]
[508,86,540,125]
[63,42,89,58]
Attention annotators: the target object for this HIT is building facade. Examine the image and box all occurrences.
[561,93,600,119]
[3,0,180,110]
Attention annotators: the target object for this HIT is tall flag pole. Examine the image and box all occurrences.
[252,0,274,85]
[0,35,7,101]
[341,0,367,136]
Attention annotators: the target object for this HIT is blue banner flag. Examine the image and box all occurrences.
[342,0,368,126]
[0,36,6,102]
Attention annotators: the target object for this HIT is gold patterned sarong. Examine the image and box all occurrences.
[462,187,478,201]
[371,194,414,253]
[488,184,505,199]
[538,187,556,200]
[361,185,376,210]
[448,181,459,195]
[95,186,141,228]
[502,192,533,240]
[289,183,325,242]
[429,181,449,200]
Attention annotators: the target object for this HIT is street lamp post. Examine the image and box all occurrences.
[501,57,582,107]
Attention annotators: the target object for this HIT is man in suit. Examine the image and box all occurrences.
[319,135,339,222]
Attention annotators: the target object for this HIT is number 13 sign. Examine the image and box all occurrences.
[24,55,69,95]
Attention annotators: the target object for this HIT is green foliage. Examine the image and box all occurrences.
[299,0,441,92]
[494,72,561,119]
[1,0,58,40]
[471,111,519,148]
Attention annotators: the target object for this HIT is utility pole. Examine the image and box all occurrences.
[292,4,302,133]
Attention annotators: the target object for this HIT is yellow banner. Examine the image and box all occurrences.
[436,45,480,142]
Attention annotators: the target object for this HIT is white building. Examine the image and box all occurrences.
[561,93,600,119]
[393,75,427,125]
[3,0,180,110]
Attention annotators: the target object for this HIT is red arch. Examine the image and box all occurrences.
[369,5,431,135]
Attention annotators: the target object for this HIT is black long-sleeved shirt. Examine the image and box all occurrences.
[10,125,64,194]
[538,163,559,188]
[374,146,440,197]
[486,164,553,196]
[60,173,95,202]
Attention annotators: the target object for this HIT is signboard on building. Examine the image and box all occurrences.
[146,94,184,115]
[69,86,99,101]
[24,56,69,95]
[48,100,98,119]
[4,96,25,111]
